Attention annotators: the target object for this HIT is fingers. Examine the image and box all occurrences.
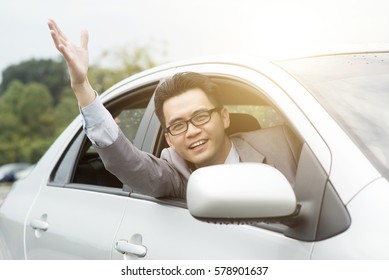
[47,21,72,64]
[49,30,61,51]
[47,19,68,43]
[80,30,89,50]
[48,19,88,51]
[48,19,67,52]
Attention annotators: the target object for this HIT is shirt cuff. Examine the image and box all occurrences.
[80,94,119,147]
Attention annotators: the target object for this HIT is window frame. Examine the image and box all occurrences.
[48,83,157,194]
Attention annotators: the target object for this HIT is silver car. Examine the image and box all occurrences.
[1,52,388,259]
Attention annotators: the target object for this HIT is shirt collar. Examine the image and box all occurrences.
[224,142,240,164]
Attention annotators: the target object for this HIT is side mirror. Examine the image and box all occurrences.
[187,163,297,222]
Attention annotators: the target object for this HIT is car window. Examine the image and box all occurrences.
[84,107,147,156]
[50,85,156,190]
[226,105,284,128]
[277,53,389,179]
[116,108,146,142]
[150,77,286,157]
[50,130,84,185]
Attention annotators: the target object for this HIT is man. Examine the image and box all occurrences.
[48,19,301,199]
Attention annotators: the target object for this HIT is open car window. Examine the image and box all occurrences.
[50,76,288,194]
[151,76,286,157]
[49,84,157,190]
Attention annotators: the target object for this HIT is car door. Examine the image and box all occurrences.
[111,64,333,259]
[25,85,155,259]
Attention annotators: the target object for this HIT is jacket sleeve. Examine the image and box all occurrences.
[95,130,187,198]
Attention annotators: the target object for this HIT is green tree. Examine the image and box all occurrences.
[0,45,162,165]
[0,81,22,163]
[53,87,79,135]
[0,81,55,164]
[0,58,69,105]
[89,46,159,93]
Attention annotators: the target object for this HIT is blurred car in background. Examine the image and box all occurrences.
[13,164,36,181]
[0,163,31,183]
[0,51,388,259]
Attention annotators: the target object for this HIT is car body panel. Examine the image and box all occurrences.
[112,197,312,259]
[25,186,127,259]
[0,118,82,259]
[1,52,388,259]
[311,178,389,259]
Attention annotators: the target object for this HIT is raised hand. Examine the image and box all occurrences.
[48,19,95,107]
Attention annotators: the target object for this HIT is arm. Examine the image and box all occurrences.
[48,19,118,146]
[48,20,186,198]
[96,130,188,198]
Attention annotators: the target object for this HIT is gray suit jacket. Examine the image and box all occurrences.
[96,125,302,199]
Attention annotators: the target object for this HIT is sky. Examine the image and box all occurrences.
[1,0,389,79]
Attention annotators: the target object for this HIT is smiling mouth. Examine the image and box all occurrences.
[189,140,207,149]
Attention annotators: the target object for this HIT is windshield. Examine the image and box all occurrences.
[277,52,389,179]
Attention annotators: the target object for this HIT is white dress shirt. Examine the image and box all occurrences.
[80,95,119,147]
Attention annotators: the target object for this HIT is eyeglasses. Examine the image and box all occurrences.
[166,107,222,136]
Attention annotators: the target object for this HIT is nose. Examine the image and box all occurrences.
[186,121,202,136]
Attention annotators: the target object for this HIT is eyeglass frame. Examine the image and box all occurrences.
[165,107,223,136]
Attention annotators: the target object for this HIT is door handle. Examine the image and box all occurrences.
[115,240,147,257]
[30,218,49,231]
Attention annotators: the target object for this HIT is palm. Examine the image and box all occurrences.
[64,40,89,85]
[48,19,89,86]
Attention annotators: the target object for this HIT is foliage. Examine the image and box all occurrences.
[88,47,157,93]
[0,46,159,165]
[0,58,69,105]
[0,81,55,163]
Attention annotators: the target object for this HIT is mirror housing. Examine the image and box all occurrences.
[187,163,297,222]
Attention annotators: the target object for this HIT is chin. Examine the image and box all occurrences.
[187,148,217,167]
[193,157,216,168]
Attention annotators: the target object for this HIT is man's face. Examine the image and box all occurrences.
[163,88,231,168]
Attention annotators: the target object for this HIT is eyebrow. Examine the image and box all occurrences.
[167,108,210,126]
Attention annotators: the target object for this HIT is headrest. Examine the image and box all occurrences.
[225,113,261,135]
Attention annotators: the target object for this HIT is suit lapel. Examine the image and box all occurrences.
[162,134,266,180]
[231,137,265,163]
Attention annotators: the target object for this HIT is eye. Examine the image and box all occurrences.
[192,112,209,124]
[170,122,186,132]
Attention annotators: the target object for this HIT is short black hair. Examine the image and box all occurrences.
[154,72,222,128]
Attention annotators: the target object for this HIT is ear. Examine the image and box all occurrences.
[164,132,175,149]
[221,107,230,129]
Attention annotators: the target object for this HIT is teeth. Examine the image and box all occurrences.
[190,140,206,149]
